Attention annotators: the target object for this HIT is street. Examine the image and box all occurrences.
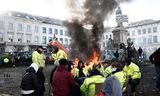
[0,63,159,96]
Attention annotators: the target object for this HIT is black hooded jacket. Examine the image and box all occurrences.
[149,48,160,66]
[21,67,39,91]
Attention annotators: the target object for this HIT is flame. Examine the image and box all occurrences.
[72,57,79,65]
[87,48,100,65]
[72,48,101,67]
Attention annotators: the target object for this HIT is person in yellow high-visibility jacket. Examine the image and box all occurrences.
[123,58,141,96]
[32,46,46,95]
[80,68,105,96]
[93,63,104,75]
[103,65,112,77]
[71,64,79,78]
[51,46,67,64]
[32,46,45,68]
[111,61,127,93]
[102,61,124,96]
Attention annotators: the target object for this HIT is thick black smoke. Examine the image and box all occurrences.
[66,0,131,59]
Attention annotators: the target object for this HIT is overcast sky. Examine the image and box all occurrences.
[0,0,159,27]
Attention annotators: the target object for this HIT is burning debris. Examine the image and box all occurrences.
[65,0,131,61]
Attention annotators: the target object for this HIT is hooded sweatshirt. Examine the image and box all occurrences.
[21,63,39,91]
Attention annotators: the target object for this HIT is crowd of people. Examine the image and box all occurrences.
[19,45,144,96]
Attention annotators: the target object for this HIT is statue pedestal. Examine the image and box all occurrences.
[112,27,128,48]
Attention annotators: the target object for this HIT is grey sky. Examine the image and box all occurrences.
[107,0,160,26]
[0,0,159,27]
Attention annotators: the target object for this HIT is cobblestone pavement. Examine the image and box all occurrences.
[0,63,159,96]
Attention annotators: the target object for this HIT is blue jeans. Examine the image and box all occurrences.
[155,66,160,89]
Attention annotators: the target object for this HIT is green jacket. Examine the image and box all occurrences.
[80,75,105,96]
[32,51,45,68]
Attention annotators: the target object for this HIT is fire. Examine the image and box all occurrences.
[72,57,79,65]
[72,48,101,67]
[87,48,100,65]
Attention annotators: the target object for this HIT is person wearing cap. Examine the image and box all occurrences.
[123,58,141,96]
[32,46,46,96]
[52,59,79,96]
[20,63,39,96]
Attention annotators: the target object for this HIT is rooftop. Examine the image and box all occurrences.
[126,19,160,28]
[1,11,64,26]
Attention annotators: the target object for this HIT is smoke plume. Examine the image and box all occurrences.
[66,0,131,60]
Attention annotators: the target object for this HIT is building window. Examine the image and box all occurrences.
[65,30,69,36]
[54,29,58,35]
[60,30,63,35]
[42,36,47,44]
[26,34,32,43]
[132,30,135,36]
[143,29,146,34]
[153,36,158,43]
[148,28,151,33]
[26,25,31,32]
[109,34,112,39]
[17,33,23,42]
[49,28,52,34]
[8,23,14,30]
[34,26,39,33]
[7,33,14,42]
[48,37,52,42]
[65,38,68,45]
[103,42,105,47]
[42,27,46,33]
[138,29,141,35]
[143,37,146,44]
[138,37,142,45]
[34,36,39,43]
[0,33,3,41]
[153,27,157,33]
[0,21,4,29]
[18,24,22,31]
[148,35,152,44]
[128,33,130,36]
[60,38,63,44]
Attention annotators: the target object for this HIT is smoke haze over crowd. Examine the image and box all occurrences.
[66,0,131,59]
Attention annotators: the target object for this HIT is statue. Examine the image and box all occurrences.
[107,36,114,49]
[116,7,123,27]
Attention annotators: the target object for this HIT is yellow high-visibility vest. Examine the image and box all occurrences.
[114,71,127,92]
[123,62,141,79]
[80,75,105,96]
[32,51,45,68]
[51,50,67,61]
